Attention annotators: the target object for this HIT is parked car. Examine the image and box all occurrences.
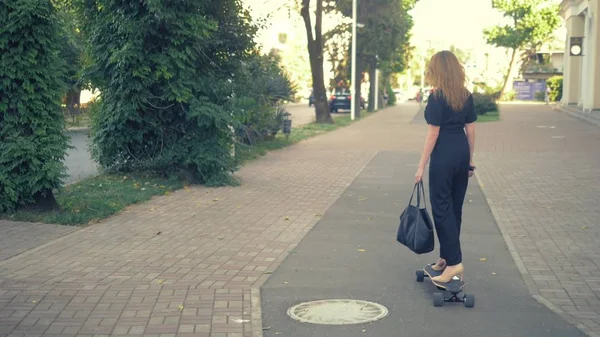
[328,91,365,113]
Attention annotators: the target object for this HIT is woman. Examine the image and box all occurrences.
[414,50,477,285]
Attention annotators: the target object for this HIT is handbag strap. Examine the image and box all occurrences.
[407,182,419,207]
[418,181,428,210]
[407,181,429,210]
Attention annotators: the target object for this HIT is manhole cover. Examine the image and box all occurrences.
[287,299,388,325]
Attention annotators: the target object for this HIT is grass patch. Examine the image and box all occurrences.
[477,110,500,123]
[236,113,357,162]
[4,174,183,226]
[3,110,373,226]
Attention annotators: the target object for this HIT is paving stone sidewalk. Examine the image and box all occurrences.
[474,104,600,337]
[0,104,420,337]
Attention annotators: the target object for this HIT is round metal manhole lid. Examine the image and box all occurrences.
[287,299,388,325]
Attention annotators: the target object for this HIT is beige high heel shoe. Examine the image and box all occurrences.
[431,263,464,284]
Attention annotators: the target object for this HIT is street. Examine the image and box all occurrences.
[64,130,98,185]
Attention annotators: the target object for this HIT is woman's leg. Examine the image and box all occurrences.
[452,168,470,240]
[428,163,460,268]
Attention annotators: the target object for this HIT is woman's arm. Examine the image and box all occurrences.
[418,125,440,170]
[465,122,475,165]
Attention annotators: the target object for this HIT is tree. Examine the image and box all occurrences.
[78,0,258,186]
[54,0,87,118]
[300,0,334,123]
[0,0,70,212]
[337,0,417,112]
[483,0,560,99]
[324,23,351,91]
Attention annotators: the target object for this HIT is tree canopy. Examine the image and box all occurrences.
[483,0,561,97]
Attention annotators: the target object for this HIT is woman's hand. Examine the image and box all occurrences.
[469,163,476,177]
[415,166,425,183]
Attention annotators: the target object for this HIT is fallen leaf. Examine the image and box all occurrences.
[275,333,282,335]
[357,249,366,252]
[284,216,290,220]
[150,208,155,211]
[213,198,219,202]
[157,280,164,284]
[582,226,588,229]
[367,216,372,220]
[315,214,322,217]
[468,200,473,203]
[32,301,37,304]
[217,237,224,240]
[262,326,271,331]
[358,196,367,201]
[492,272,497,275]
[156,231,162,236]
[283,281,288,284]
[362,329,367,332]
[479,258,487,262]
[178,305,184,311]
[264,271,273,275]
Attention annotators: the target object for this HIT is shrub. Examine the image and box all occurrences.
[80,0,258,186]
[386,84,397,106]
[472,92,498,115]
[230,52,296,145]
[546,76,563,102]
[0,0,70,213]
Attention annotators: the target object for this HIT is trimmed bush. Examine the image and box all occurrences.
[534,91,546,102]
[472,92,498,115]
[546,76,563,102]
[80,0,258,186]
[0,0,70,212]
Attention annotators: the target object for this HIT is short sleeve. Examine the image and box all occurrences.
[465,94,477,124]
[424,93,443,126]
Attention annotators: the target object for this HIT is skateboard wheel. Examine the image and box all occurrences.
[416,270,425,282]
[464,294,475,308]
[433,293,444,307]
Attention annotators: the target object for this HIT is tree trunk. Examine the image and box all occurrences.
[21,189,60,211]
[65,89,81,123]
[500,48,518,100]
[367,56,376,112]
[300,0,333,124]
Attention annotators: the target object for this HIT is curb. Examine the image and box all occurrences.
[474,172,598,337]
[555,105,600,128]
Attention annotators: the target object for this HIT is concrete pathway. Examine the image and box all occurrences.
[1,102,600,337]
[261,150,584,337]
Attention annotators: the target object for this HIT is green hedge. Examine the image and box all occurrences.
[472,92,498,115]
[0,0,70,212]
[546,76,563,102]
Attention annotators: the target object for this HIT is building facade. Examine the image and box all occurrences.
[560,0,600,112]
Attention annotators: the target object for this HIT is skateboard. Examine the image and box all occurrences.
[416,264,475,308]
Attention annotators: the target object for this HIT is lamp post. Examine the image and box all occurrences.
[374,54,379,110]
[351,0,357,120]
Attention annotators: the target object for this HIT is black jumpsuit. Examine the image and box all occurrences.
[424,91,477,266]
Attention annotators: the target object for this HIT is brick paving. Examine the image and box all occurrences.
[475,104,600,337]
[0,104,420,337]
[0,221,76,262]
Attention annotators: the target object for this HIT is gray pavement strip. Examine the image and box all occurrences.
[260,151,586,337]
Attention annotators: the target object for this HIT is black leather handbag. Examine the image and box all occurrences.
[396,181,435,254]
